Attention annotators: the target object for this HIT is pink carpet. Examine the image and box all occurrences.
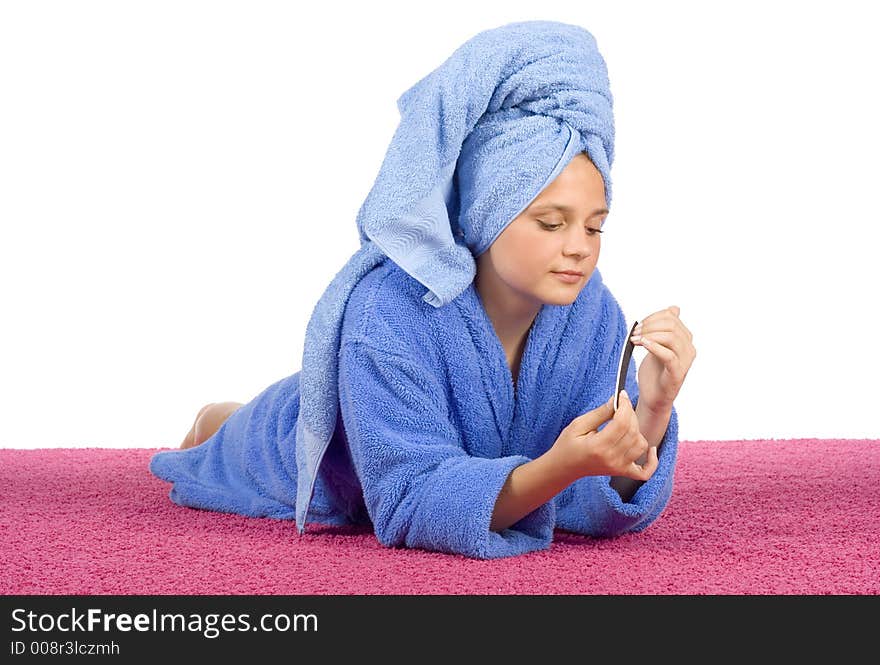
[2,439,878,595]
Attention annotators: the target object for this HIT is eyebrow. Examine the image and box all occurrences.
[531,202,609,217]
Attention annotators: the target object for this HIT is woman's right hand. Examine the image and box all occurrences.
[550,390,658,481]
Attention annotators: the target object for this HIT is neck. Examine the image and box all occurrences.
[474,264,541,351]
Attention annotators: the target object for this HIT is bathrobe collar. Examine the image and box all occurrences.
[452,272,599,453]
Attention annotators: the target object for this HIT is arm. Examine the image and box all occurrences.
[494,389,680,536]
[338,339,556,560]
[555,401,679,537]
[554,310,681,537]
[490,448,577,532]
[609,398,673,501]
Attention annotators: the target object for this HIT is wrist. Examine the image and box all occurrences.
[635,398,673,449]
[541,446,582,488]
[638,396,673,416]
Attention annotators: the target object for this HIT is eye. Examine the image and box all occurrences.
[538,220,604,235]
[538,221,562,231]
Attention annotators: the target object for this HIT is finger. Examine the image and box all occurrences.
[627,460,651,481]
[637,307,686,335]
[636,330,696,372]
[633,332,678,361]
[633,318,693,339]
[668,308,693,342]
[639,306,677,329]
[612,389,636,422]
[587,394,631,442]
[609,412,642,458]
[598,406,628,441]
[642,446,660,477]
[668,309,694,344]
[628,446,658,481]
[622,434,650,466]
[572,395,616,436]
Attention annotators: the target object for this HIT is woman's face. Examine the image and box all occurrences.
[476,152,608,308]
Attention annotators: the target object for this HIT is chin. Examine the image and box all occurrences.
[537,286,582,306]
[541,292,580,306]
[537,274,589,305]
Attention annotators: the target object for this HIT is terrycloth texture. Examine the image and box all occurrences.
[5,439,880,594]
[150,259,678,559]
[155,19,615,536]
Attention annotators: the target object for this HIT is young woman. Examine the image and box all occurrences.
[150,20,696,560]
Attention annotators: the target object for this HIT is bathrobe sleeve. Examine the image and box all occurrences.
[554,333,681,537]
[338,339,555,560]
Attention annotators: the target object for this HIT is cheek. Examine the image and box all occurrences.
[509,234,555,269]
[491,227,568,284]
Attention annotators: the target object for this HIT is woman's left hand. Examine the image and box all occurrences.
[631,306,696,411]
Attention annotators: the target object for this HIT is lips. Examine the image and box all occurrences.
[553,271,584,276]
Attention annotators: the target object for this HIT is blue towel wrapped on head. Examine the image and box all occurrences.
[149,19,681,559]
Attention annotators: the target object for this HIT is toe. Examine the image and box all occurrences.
[180,403,215,449]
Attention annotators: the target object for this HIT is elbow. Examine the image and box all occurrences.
[372,517,406,549]
[365,491,414,549]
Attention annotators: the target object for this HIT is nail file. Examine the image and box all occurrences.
[613,320,639,413]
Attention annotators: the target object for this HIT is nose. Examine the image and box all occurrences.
[562,233,594,260]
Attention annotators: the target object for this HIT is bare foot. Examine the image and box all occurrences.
[180,402,244,449]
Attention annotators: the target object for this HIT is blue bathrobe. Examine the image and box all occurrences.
[149,258,679,559]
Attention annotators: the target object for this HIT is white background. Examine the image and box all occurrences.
[1,0,877,448]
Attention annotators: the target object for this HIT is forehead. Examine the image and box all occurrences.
[530,201,609,216]
[529,153,607,210]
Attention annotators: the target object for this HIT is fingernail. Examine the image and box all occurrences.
[621,389,629,401]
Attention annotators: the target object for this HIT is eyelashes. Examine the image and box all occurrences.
[538,221,603,234]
